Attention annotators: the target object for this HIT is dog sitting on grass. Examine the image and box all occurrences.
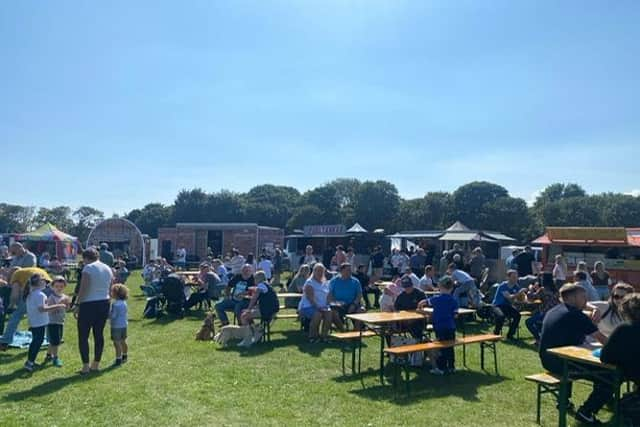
[195,312,216,341]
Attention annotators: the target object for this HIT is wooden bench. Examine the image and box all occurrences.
[515,311,533,338]
[331,330,378,375]
[384,334,502,394]
[525,372,567,424]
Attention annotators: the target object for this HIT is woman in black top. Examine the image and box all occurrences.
[590,261,610,300]
[601,292,640,385]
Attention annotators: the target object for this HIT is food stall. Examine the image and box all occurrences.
[533,227,640,289]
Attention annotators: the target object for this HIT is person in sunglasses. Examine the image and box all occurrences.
[591,282,635,337]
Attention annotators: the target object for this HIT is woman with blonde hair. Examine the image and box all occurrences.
[298,263,334,343]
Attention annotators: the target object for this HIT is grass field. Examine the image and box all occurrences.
[0,271,619,426]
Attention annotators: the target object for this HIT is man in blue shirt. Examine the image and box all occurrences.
[328,263,363,329]
[448,263,481,308]
[492,270,527,339]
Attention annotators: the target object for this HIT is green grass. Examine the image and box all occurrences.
[0,272,619,426]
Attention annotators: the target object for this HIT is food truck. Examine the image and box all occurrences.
[533,227,640,289]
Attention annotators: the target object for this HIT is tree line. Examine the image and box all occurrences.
[2,180,639,243]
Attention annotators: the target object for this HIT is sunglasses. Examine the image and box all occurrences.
[612,294,626,300]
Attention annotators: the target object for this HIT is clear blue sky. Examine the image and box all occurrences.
[2,0,639,216]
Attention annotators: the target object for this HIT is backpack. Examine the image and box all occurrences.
[258,284,280,321]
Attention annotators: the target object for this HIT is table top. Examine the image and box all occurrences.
[423,291,440,295]
[174,271,200,276]
[374,281,395,287]
[346,310,426,324]
[418,307,476,316]
[547,346,615,369]
[276,292,303,298]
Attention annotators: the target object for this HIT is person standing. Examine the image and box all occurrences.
[468,247,485,281]
[99,243,114,268]
[175,246,187,270]
[552,254,567,289]
[272,248,283,286]
[75,248,113,375]
[513,246,537,277]
[590,261,611,300]
[370,246,385,280]
[409,248,427,277]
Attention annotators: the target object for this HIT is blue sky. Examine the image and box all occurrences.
[1,0,639,216]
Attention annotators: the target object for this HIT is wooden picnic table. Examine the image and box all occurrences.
[547,346,622,427]
[174,270,200,276]
[276,292,303,298]
[346,311,427,384]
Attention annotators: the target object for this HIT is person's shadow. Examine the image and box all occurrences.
[2,366,118,402]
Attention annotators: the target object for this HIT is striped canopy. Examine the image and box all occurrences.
[18,223,78,242]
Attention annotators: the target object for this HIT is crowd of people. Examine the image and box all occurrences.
[1,241,639,425]
[0,245,130,375]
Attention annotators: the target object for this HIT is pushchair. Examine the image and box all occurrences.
[161,275,186,317]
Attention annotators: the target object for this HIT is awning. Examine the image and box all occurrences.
[439,232,485,241]
[387,232,443,239]
[446,221,470,232]
[346,223,368,233]
[483,232,516,242]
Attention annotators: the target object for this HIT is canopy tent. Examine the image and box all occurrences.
[16,223,79,261]
[346,222,368,233]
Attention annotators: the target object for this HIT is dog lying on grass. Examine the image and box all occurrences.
[213,324,264,347]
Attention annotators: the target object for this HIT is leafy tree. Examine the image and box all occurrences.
[395,192,454,231]
[72,206,104,242]
[174,189,209,223]
[125,203,174,237]
[480,197,531,241]
[286,205,324,230]
[0,204,36,233]
[299,185,342,224]
[352,180,400,232]
[452,181,509,228]
[206,190,246,223]
[34,206,74,231]
[244,184,300,228]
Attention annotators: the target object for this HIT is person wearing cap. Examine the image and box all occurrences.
[328,263,363,326]
[9,242,37,268]
[99,243,114,268]
[418,276,459,374]
[539,283,611,425]
[393,276,426,340]
[0,267,52,351]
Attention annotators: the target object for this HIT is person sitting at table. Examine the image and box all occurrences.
[600,292,640,388]
[418,265,436,292]
[299,263,334,342]
[353,264,380,310]
[448,263,481,308]
[379,275,402,312]
[39,252,51,268]
[524,272,559,345]
[47,256,65,275]
[184,262,212,311]
[393,276,426,340]
[492,270,527,340]
[590,283,634,337]
[400,266,420,288]
[575,271,600,302]
[539,283,611,425]
[215,264,254,326]
[418,275,458,374]
[328,263,363,330]
[284,264,310,309]
[239,271,279,329]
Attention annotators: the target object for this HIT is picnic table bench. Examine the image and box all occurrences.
[383,334,502,395]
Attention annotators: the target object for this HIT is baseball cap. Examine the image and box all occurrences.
[400,276,413,288]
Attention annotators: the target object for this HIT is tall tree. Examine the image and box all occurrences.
[480,197,531,241]
[173,188,209,223]
[34,206,74,231]
[125,203,174,237]
[206,190,246,223]
[244,184,300,228]
[452,181,509,228]
[0,204,36,233]
[72,206,104,242]
[352,180,400,232]
[299,185,342,224]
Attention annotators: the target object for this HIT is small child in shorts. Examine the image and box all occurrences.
[45,276,71,367]
[110,284,129,367]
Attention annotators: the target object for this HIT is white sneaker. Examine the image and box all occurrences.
[430,368,445,375]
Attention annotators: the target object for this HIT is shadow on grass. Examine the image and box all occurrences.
[2,365,119,402]
[349,367,506,404]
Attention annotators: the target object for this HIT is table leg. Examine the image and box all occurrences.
[612,370,621,427]
[379,332,385,385]
[558,360,568,427]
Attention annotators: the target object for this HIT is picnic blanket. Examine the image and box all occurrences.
[5,330,50,349]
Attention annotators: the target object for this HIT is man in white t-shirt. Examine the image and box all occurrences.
[176,247,187,270]
[257,256,273,280]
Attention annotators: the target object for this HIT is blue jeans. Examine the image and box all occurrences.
[595,286,609,301]
[0,298,26,345]
[215,298,249,324]
[453,280,481,308]
[525,311,544,341]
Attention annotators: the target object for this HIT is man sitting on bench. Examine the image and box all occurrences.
[394,277,426,340]
[492,270,527,340]
[539,283,610,425]
[328,263,363,329]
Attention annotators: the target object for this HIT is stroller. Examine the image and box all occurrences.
[161,275,186,317]
[143,274,185,318]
